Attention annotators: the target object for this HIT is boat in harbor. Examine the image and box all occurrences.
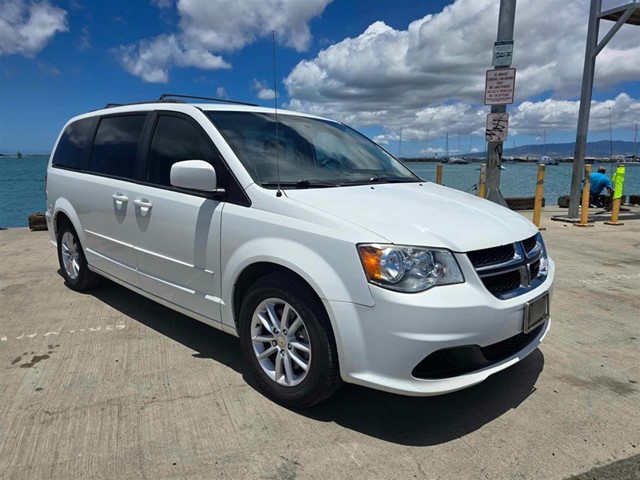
[448,157,468,164]
[539,155,558,165]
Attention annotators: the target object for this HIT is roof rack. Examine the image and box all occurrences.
[103,94,258,110]
[103,98,185,109]
[158,93,258,106]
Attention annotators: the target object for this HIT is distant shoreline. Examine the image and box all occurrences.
[0,154,50,158]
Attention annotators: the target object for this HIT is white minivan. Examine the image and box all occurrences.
[46,96,554,407]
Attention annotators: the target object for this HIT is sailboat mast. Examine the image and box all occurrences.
[445,132,449,160]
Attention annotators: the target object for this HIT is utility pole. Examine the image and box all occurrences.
[485,0,516,206]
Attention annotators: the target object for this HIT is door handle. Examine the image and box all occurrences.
[112,193,128,207]
[133,198,153,213]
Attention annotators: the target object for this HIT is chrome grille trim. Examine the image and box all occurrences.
[467,233,548,300]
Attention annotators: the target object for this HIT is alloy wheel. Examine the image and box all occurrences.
[61,231,80,280]
[250,298,311,387]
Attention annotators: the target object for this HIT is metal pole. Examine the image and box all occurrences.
[532,164,545,228]
[568,0,601,219]
[608,107,613,175]
[605,165,625,226]
[478,163,487,198]
[575,165,594,227]
[485,0,516,207]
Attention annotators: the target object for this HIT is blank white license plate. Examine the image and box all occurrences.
[524,293,549,333]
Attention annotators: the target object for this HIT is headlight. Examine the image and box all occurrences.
[358,244,464,293]
[535,233,549,276]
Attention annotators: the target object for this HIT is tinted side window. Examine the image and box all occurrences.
[147,115,223,187]
[52,118,94,169]
[89,115,146,179]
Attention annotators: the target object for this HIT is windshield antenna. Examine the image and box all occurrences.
[272,31,282,198]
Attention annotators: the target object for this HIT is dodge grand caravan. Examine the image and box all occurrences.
[46,95,554,407]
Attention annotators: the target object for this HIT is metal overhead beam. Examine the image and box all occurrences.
[599,2,640,25]
[565,0,640,220]
[594,9,634,56]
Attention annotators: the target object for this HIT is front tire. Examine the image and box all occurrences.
[238,272,342,408]
[56,222,99,291]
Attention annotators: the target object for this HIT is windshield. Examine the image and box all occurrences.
[206,111,419,188]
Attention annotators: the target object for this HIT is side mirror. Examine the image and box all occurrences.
[170,160,222,193]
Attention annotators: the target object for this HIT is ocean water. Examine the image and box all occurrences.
[1,156,639,228]
[1,156,49,228]
[407,161,640,201]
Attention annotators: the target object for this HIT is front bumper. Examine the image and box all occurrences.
[326,258,555,396]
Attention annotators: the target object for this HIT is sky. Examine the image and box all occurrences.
[0,0,639,157]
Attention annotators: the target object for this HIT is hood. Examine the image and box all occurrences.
[284,182,538,252]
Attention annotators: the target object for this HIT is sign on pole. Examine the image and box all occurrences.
[485,112,509,142]
[484,68,516,105]
[492,40,514,67]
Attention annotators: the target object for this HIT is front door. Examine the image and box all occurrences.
[130,113,225,322]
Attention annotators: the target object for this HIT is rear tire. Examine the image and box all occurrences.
[56,222,99,291]
[238,272,342,408]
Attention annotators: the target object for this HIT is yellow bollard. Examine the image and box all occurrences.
[532,164,546,230]
[477,163,487,198]
[574,165,594,228]
[605,165,625,226]
[436,164,443,185]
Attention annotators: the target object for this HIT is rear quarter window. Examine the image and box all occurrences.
[52,118,95,170]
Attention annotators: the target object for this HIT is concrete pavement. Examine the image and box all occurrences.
[1,207,639,479]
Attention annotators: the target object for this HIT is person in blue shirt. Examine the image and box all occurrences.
[589,166,613,208]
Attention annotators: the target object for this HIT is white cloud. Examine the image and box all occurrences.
[216,87,228,98]
[178,0,333,52]
[284,0,640,139]
[512,93,640,136]
[118,0,332,82]
[117,34,230,83]
[150,0,172,8]
[37,61,60,76]
[0,0,68,57]
[367,94,640,147]
[251,79,278,100]
[419,147,445,155]
[77,26,91,51]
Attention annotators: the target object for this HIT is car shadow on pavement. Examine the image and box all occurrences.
[305,349,544,446]
[88,276,545,447]
[86,277,246,376]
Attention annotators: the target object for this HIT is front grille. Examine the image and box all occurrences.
[482,270,521,296]
[522,235,538,254]
[467,233,547,300]
[467,244,514,267]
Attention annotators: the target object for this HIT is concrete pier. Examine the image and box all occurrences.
[1,207,639,479]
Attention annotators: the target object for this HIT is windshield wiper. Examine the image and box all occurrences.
[340,176,419,186]
[261,180,340,189]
